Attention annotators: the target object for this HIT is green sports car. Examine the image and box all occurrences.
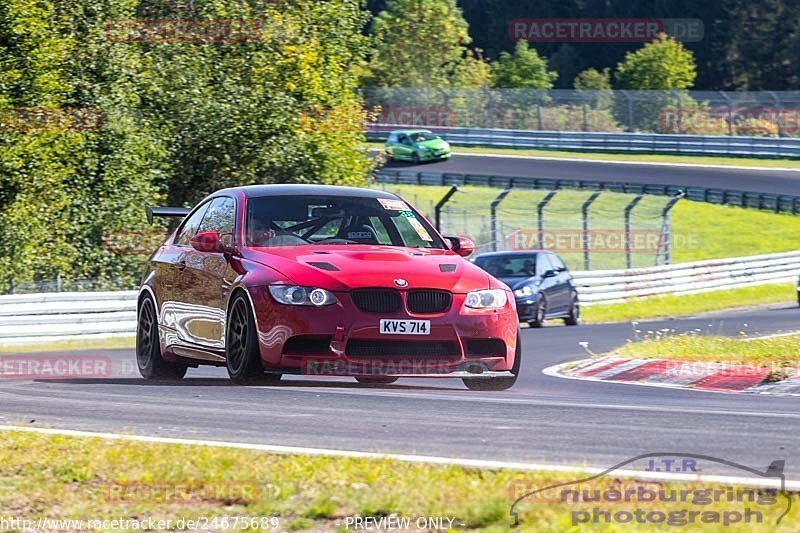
[384,129,452,163]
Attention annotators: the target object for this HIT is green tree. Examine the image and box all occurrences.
[574,68,611,90]
[136,0,374,205]
[615,34,697,90]
[367,0,488,88]
[574,68,613,112]
[491,41,557,89]
[0,0,375,291]
[450,49,492,89]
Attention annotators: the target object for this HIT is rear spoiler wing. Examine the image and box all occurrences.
[145,205,191,225]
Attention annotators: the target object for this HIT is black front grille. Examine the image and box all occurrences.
[346,340,459,358]
[351,289,402,313]
[407,290,452,314]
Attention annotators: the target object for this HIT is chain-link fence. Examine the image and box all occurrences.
[363,88,800,137]
[6,277,139,294]
[374,183,680,271]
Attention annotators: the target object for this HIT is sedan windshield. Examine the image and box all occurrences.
[475,254,537,278]
[245,195,445,249]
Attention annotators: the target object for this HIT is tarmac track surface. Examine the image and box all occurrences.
[381,153,800,196]
[2,305,799,478]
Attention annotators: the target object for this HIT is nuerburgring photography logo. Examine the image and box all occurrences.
[510,453,792,527]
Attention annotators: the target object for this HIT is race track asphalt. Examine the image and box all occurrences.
[381,153,800,196]
[3,154,800,480]
[2,304,799,478]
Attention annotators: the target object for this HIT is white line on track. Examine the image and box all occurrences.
[741,330,800,342]
[1,424,797,490]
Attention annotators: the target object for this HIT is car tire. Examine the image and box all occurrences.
[528,296,547,328]
[462,330,521,391]
[355,377,398,385]
[225,291,269,385]
[564,293,580,326]
[136,295,187,380]
[412,152,420,164]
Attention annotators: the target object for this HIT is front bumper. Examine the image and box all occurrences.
[248,287,518,377]
[514,296,540,320]
[421,150,451,161]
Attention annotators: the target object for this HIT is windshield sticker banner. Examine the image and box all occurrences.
[378,198,411,211]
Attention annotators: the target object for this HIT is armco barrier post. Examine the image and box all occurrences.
[490,187,513,251]
[657,191,685,265]
[582,191,602,270]
[434,185,459,232]
[536,191,558,248]
[624,194,644,269]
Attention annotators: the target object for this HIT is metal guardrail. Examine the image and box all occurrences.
[0,291,137,344]
[571,250,800,305]
[367,125,800,159]
[2,251,798,342]
[374,169,800,214]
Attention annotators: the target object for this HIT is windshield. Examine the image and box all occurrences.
[412,132,440,142]
[245,195,445,249]
[475,254,537,278]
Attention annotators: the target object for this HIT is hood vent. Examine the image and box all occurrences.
[307,261,339,271]
[439,264,457,272]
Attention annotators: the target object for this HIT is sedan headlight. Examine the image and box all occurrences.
[464,289,508,309]
[514,285,534,298]
[418,146,430,152]
[268,286,337,306]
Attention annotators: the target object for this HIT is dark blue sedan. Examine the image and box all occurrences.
[474,251,579,328]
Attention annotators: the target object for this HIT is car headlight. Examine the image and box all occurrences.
[464,289,508,309]
[418,146,430,152]
[514,285,534,298]
[268,286,337,306]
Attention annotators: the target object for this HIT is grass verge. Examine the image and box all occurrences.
[616,331,800,369]
[366,142,800,168]
[0,336,135,354]
[581,283,794,324]
[1,429,797,532]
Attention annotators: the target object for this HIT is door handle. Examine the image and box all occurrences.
[177,260,187,271]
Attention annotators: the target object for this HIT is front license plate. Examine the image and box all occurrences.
[379,319,430,335]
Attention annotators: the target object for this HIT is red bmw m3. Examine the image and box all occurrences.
[137,185,520,390]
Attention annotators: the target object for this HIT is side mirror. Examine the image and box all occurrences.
[190,230,221,253]
[543,269,557,278]
[446,236,475,258]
